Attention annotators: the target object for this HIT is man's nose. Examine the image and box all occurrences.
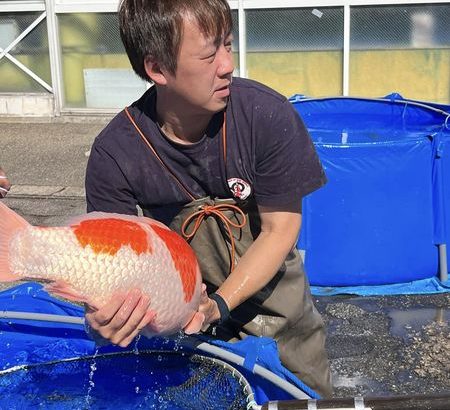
[217,47,234,77]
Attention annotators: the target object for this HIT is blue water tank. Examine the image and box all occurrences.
[442,137,450,272]
[292,96,450,286]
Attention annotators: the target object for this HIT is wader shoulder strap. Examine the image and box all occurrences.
[124,107,228,202]
[124,106,196,201]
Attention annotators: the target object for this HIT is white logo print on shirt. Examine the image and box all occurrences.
[227,178,252,200]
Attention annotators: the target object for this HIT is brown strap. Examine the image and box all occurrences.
[124,106,196,201]
[181,203,247,272]
[124,107,227,201]
[222,112,227,166]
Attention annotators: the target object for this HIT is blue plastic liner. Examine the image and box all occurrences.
[383,92,450,114]
[290,95,450,288]
[0,282,319,403]
[311,276,450,296]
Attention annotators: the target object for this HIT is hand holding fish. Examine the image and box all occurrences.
[85,289,156,347]
[86,286,207,347]
[183,284,210,333]
[195,288,223,332]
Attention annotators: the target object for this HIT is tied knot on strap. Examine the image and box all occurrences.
[181,203,247,272]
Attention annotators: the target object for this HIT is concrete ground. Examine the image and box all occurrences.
[0,117,449,399]
[0,116,110,201]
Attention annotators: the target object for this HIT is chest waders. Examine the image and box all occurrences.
[125,108,332,397]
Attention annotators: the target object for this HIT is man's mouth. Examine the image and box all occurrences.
[214,84,230,97]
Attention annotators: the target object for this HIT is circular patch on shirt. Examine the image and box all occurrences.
[228,178,252,200]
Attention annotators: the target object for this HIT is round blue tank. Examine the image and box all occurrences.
[291,96,450,286]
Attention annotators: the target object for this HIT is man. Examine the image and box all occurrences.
[0,167,10,198]
[85,0,332,397]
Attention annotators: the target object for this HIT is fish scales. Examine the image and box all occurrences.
[0,202,202,337]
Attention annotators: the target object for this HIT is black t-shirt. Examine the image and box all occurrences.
[86,77,326,220]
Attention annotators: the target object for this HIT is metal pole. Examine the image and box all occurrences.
[45,0,64,116]
[0,311,84,325]
[438,244,448,282]
[260,394,450,410]
[342,4,350,96]
[238,0,247,78]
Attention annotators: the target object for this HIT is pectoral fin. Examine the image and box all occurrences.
[44,280,95,307]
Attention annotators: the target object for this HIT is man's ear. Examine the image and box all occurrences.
[144,57,168,85]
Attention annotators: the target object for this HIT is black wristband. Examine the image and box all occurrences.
[209,293,230,324]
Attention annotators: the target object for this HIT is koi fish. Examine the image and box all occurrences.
[0,202,202,336]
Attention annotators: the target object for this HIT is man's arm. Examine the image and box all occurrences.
[91,200,302,340]
[188,201,302,328]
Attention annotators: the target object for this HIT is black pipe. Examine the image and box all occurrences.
[261,394,450,410]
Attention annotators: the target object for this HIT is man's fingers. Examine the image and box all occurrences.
[86,290,130,327]
[116,290,143,321]
[117,310,156,347]
[99,289,142,326]
[183,312,205,335]
[109,294,150,345]
[86,289,145,341]
[199,284,208,304]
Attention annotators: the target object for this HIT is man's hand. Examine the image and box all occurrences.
[183,284,220,334]
[0,168,11,198]
[84,288,155,347]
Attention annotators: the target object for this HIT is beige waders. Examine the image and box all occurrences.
[125,107,332,397]
[168,197,332,398]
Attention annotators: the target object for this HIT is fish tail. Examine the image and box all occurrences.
[0,201,30,282]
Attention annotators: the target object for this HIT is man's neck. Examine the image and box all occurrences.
[155,90,213,145]
[158,114,211,145]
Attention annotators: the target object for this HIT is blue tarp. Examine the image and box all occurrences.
[290,94,450,292]
[383,92,450,115]
[311,276,450,296]
[0,282,319,403]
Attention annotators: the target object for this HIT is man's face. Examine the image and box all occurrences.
[164,17,234,115]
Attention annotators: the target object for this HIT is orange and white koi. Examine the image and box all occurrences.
[0,202,202,336]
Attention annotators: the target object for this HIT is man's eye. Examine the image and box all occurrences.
[203,52,216,60]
